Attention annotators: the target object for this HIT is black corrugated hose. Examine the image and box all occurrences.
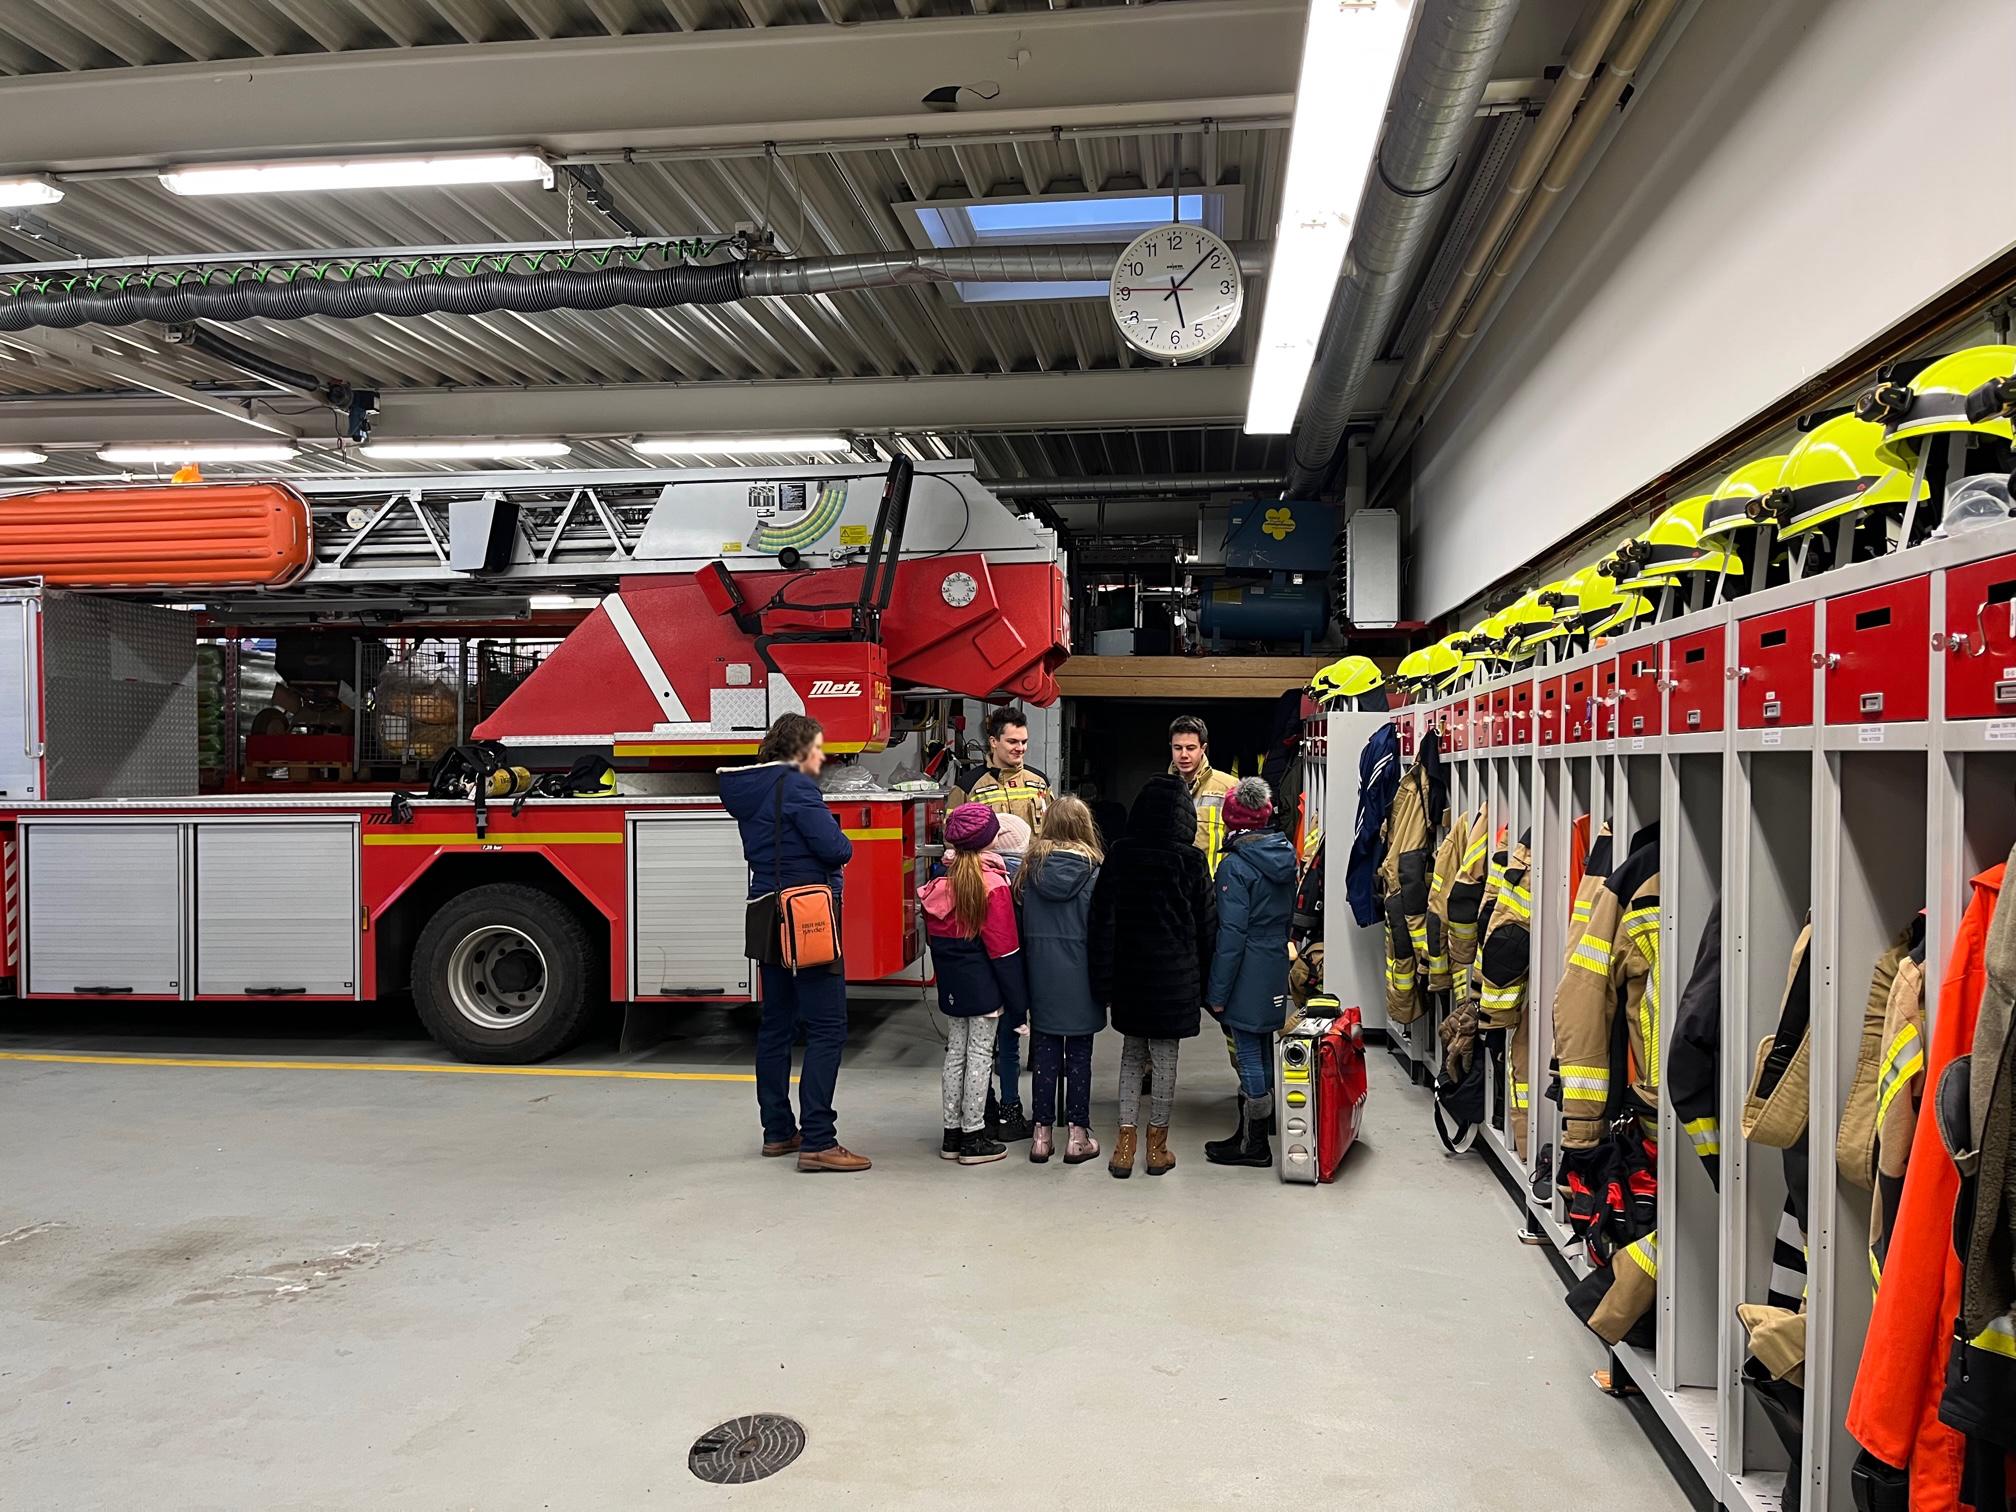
[0,262,748,331]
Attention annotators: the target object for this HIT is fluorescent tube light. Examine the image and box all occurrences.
[97,443,297,463]
[1244,0,1416,434]
[0,449,48,465]
[529,594,602,610]
[359,440,572,460]
[160,152,553,198]
[0,177,62,208]
[633,436,854,457]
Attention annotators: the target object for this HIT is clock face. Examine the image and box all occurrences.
[1109,223,1243,362]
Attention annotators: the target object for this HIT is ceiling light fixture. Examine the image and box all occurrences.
[0,177,62,208]
[1244,0,1416,434]
[633,436,854,457]
[97,443,297,464]
[159,152,554,198]
[359,440,573,460]
[0,449,48,465]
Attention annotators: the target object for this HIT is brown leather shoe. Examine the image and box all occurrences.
[761,1135,802,1158]
[1108,1125,1137,1179]
[797,1145,872,1173]
[1146,1123,1175,1176]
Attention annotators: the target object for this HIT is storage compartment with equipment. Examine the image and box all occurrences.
[1940,550,2016,719]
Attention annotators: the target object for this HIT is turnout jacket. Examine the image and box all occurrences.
[1848,862,2005,1512]
[1428,806,1489,998]
[949,761,1051,829]
[1176,760,1240,876]
[1378,744,1440,1025]
[1552,822,1657,1152]
[1345,722,1402,927]
[1872,934,1929,1287]
[1475,832,1533,1031]
[1666,898,1724,1186]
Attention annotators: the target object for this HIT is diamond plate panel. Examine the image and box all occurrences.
[42,593,196,799]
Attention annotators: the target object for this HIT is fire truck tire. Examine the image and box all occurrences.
[412,883,598,1063]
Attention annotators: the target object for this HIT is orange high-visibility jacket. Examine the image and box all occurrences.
[1845,863,2004,1511]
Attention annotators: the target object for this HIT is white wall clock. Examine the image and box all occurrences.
[1108,223,1243,362]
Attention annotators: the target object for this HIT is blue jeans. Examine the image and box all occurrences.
[1230,1027,1274,1101]
[756,964,848,1152]
[995,1001,1025,1109]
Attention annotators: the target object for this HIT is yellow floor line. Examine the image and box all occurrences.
[0,1050,764,1083]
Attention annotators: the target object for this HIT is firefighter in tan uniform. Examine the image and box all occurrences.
[1168,714,1239,876]
[949,705,1052,829]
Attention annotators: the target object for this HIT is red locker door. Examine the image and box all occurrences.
[1823,576,1930,724]
[1510,679,1535,747]
[1737,606,1815,729]
[1943,551,2016,719]
[1616,644,1663,738]
[1446,698,1467,754]
[1668,626,1725,734]
[1538,676,1563,748]
[1564,667,1595,744]
[1596,658,1620,740]
[1488,687,1512,748]
[1397,708,1416,756]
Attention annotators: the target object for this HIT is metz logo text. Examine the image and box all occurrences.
[808,680,863,699]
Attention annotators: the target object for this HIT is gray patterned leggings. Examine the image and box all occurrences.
[942,1016,1000,1133]
[1118,1035,1178,1127]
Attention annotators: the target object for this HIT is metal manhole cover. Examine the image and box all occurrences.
[688,1414,807,1484]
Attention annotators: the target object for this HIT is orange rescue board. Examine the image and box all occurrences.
[0,482,311,587]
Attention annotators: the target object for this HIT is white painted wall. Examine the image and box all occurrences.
[1407,0,2016,620]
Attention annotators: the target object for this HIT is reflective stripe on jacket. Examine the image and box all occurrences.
[1176,762,1239,876]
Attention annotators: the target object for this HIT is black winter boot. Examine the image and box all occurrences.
[1203,1108,1248,1164]
[994,1104,1033,1142]
[1205,1097,1274,1168]
[941,1128,962,1161]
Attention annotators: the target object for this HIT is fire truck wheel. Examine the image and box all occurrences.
[413,883,597,1062]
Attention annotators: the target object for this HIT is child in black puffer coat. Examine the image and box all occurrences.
[1088,774,1217,1177]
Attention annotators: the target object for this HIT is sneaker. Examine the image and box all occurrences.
[797,1145,872,1173]
[957,1131,1008,1165]
[994,1104,1033,1142]
[940,1128,962,1161]
[1530,1143,1555,1202]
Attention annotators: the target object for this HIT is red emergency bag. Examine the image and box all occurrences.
[1316,1006,1369,1180]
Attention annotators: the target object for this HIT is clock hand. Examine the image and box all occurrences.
[1176,247,1216,290]
[1167,277,1186,329]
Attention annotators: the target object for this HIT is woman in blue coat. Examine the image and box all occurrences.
[719,713,868,1174]
[1203,776,1299,1169]
[1015,796,1106,1165]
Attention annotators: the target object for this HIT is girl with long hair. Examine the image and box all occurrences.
[1017,795,1107,1163]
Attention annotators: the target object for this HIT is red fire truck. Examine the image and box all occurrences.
[0,459,1066,1060]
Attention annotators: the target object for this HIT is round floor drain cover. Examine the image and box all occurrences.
[688,1414,806,1484]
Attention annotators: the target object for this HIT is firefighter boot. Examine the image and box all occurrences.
[1109,1125,1138,1179]
[1146,1124,1176,1176]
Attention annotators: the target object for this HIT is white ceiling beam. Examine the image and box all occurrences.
[0,367,1267,446]
[0,1,1301,171]
[1,330,301,437]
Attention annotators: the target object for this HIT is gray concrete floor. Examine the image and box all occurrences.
[1,1000,1694,1511]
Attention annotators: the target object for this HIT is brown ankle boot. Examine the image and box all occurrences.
[1108,1125,1137,1179]
[1146,1124,1175,1175]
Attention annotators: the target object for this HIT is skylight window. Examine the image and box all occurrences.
[899,187,1241,305]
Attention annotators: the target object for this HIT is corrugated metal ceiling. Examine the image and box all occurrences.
[0,1,1166,73]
